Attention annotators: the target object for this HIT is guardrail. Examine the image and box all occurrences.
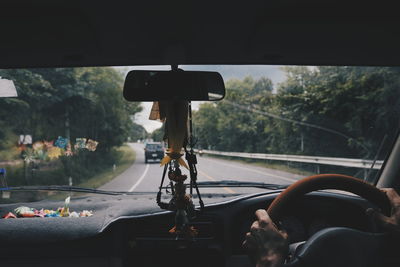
[199,149,383,170]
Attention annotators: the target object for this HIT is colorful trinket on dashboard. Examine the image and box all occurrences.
[69,211,79,218]
[3,197,94,219]
[47,146,62,160]
[44,210,60,217]
[74,138,87,150]
[32,141,45,151]
[80,210,93,217]
[34,209,46,218]
[54,136,68,149]
[14,206,35,217]
[17,144,26,152]
[43,140,54,149]
[2,212,16,219]
[86,139,98,151]
[60,196,70,217]
[65,142,73,156]
[22,149,36,163]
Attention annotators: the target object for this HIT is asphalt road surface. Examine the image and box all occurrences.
[100,143,304,195]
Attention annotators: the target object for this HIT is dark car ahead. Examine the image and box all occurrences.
[144,142,164,163]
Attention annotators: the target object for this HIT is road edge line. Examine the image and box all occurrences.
[129,164,150,192]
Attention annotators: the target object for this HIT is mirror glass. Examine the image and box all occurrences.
[123,70,225,101]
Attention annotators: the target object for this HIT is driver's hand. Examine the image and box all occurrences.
[367,188,400,233]
[243,209,289,267]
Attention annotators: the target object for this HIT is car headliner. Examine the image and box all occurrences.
[1,0,400,69]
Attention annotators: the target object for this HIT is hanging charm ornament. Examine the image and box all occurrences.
[150,98,204,239]
[166,162,197,238]
[150,101,189,169]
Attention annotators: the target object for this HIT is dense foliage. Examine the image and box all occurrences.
[0,67,141,186]
[151,126,164,142]
[130,122,148,142]
[193,66,400,160]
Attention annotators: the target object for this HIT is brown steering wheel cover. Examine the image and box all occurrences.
[267,174,391,223]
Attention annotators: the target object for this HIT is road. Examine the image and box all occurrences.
[99,143,303,195]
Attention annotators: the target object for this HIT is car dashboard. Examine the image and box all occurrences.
[0,190,396,267]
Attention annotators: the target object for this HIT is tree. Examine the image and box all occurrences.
[131,123,148,141]
[192,68,400,160]
[151,126,165,142]
[0,67,142,152]
[0,67,143,185]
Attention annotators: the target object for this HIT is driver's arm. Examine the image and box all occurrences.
[244,188,400,267]
[367,188,400,233]
[243,209,288,267]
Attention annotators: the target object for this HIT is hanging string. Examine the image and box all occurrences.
[186,101,204,211]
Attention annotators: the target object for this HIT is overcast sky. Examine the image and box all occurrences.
[115,65,287,132]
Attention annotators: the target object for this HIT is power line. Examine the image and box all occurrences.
[224,100,370,155]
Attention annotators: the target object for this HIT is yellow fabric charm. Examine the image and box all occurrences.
[160,152,189,169]
[149,101,189,169]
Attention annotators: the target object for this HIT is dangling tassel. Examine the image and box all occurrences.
[149,100,189,169]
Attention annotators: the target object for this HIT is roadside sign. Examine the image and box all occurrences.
[0,78,18,97]
[19,135,32,145]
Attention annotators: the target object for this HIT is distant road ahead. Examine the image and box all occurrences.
[99,143,303,194]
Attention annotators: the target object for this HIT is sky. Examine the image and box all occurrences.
[115,65,287,132]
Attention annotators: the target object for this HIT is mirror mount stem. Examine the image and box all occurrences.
[188,101,194,149]
[171,64,178,72]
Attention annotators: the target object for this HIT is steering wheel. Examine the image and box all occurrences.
[267,173,391,222]
[266,174,392,267]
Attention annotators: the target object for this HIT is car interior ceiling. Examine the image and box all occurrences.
[1,1,400,267]
[1,1,400,69]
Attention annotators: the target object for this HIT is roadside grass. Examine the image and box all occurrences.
[44,144,136,201]
[0,149,20,162]
[0,144,136,203]
[204,154,315,177]
[77,144,135,189]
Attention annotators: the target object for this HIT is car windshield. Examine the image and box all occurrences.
[0,65,399,203]
[146,144,163,150]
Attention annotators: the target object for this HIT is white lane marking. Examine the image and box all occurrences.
[129,164,150,192]
[201,157,298,183]
[198,170,236,194]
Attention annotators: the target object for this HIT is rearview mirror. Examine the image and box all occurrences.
[123,70,225,101]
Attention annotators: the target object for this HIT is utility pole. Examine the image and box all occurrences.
[65,107,70,140]
[300,133,304,152]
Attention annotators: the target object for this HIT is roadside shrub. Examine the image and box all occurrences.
[4,147,123,187]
